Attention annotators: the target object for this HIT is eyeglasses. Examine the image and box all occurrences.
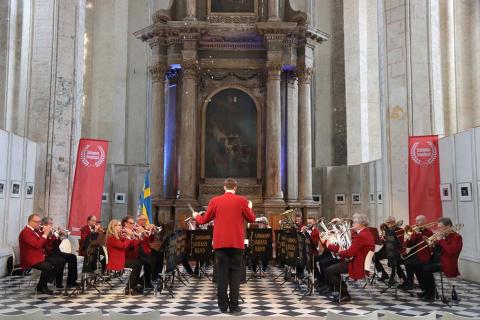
[32,220,41,223]
[126,221,134,225]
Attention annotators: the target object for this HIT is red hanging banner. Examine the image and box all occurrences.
[68,138,108,235]
[408,135,442,224]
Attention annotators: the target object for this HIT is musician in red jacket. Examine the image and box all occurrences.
[418,217,463,301]
[135,214,156,288]
[401,214,433,290]
[324,213,375,303]
[79,215,103,256]
[41,217,78,289]
[19,214,55,294]
[193,178,256,313]
[105,219,142,295]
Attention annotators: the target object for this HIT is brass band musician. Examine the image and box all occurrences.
[40,217,78,289]
[400,214,433,290]
[417,217,463,301]
[250,216,271,273]
[374,216,407,286]
[324,213,375,303]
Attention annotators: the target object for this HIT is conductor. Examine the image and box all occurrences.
[193,178,256,313]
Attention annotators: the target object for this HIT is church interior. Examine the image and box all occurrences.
[1,0,480,318]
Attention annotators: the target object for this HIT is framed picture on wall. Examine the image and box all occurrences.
[377,192,383,204]
[369,193,375,204]
[10,181,20,197]
[0,180,5,198]
[335,193,346,205]
[312,194,322,204]
[352,193,361,204]
[101,193,109,204]
[25,183,34,199]
[114,192,126,204]
[458,182,472,202]
[440,183,452,201]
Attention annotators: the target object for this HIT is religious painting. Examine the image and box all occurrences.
[208,0,257,15]
[205,88,257,178]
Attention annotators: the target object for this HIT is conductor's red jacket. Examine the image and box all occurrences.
[196,192,256,249]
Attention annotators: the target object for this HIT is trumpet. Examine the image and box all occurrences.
[401,224,463,259]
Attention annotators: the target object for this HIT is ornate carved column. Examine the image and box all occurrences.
[185,0,196,20]
[286,71,299,203]
[298,66,314,202]
[265,60,283,203]
[149,63,168,200]
[177,58,198,201]
[268,0,280,21]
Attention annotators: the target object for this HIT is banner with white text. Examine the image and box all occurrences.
[68,138,108,235]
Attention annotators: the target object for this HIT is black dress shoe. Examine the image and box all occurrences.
[229,306,242,313]
[67,282,79,288]
[423,294,435,302]
[339,295,352,303]
[37,287,54,295]
[219,307,228,313]
[417,291,427,298]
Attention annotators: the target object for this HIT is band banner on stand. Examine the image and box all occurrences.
[408,135,442,224]
[68,138,109,235]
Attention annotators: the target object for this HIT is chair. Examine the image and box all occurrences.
[4,245,28,295]
[50,310,103,320]
[339,250,375,303]
[326,311,378,320]
[0,309,45,320]
[383,311,436,320]
[109,310,160,320]
[102,245,132,294]
[442,312,480,320]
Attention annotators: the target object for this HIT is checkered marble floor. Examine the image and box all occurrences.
[1,264,480,318]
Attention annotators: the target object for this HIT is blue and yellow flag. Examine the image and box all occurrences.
[139,169,153,224]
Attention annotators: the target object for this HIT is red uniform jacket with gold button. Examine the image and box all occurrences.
[438,232,463,277]
[19,227,47,268]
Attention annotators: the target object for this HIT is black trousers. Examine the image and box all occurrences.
[138,254,154,286]
[125,259,142,289]
[51,252,78,286]
[324,260,349,295]
[31,258,57,290]
[418,261,442,296]
[215,248,243,309]
[151,250,164,279]
[317,254,340,286]
[404,256,424,286]
[374,248,406,280]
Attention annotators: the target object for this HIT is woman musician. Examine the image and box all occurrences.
[105,219,142,295]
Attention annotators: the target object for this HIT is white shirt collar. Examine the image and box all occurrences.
[27,225,35,231]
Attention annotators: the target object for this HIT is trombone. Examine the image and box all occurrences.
[404,221,437,236]
[401,224,463,260]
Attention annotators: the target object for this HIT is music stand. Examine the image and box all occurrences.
[299,232,316,300]
[246,228,274,282]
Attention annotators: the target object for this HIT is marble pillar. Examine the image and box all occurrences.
[286,72,299,203]
[298,67,313,202]
[177,58,198,201]
[265,61,283,203]
[149,62,167,200]
[268,0,280,21]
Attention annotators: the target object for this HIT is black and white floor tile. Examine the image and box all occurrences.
[1,264,479,318]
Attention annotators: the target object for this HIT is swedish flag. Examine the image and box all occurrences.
[139,169,153,224]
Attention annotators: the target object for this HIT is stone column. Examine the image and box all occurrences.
[265,60,283,203]
[149,62,167,200]
[177,58,198,201]
[286,72,299,203]
[268,0,280,21]
[298,66,313,202]
[185,0,196,20]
